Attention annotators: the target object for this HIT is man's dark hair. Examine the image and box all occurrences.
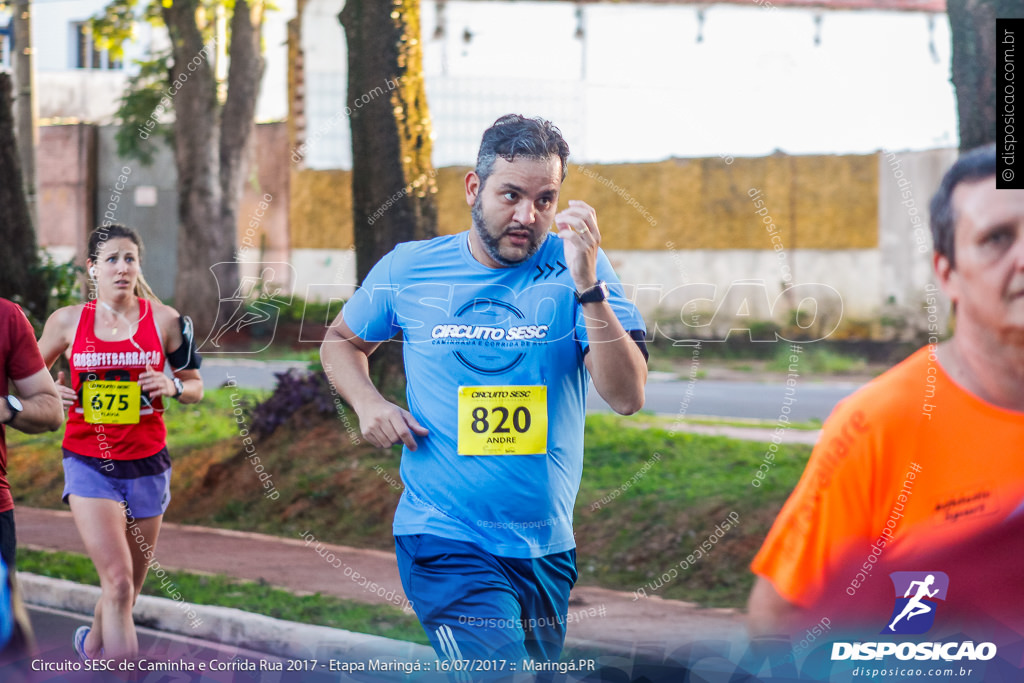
[929,143,996,268]
[475,114,570,189]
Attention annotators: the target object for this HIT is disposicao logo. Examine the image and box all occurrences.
[883,571,949,635]
[831,571,997,663]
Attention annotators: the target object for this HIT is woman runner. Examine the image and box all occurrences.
[38,224,203,660]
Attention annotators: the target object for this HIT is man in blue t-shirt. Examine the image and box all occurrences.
[321,114,649,667]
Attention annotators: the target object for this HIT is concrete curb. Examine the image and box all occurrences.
[20,573,435,667]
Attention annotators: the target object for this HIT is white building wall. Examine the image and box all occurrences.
[38,71,131,122]
[877,147,958,308]
[301,0,348,168]
[29,0,291,123]
[301,0,956,170]
[257,0,296,122]
[31,0,155,72]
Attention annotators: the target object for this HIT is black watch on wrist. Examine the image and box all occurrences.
[2,395,23,425]
[576,280,609,305]
[171,377,185,400]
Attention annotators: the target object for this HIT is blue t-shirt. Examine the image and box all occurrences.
[342,231,646,558]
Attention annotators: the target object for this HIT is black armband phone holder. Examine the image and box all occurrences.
[167,315,202,370]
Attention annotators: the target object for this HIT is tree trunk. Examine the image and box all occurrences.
[220,0,265,266]
[339,0,438,395]
[13,0,38,233]
[0,73,46,323]
[162,0,263,338]
[948,0,1024,151]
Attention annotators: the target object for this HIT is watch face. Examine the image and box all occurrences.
[7,395,23,412]
[580,281,608,303]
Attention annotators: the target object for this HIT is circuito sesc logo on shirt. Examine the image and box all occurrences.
[432,298,551,376]
[882,571,950,635]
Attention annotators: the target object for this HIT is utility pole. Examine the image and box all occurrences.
[12,0,36,230]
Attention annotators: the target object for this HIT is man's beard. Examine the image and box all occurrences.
[471,198,544,267]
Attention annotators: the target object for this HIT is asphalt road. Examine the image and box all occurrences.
[593,377,862,422]
[201,360,863,422]
[201,359,311,392]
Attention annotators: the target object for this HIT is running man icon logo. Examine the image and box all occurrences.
[882,571,950,635]
[199,262,295,354]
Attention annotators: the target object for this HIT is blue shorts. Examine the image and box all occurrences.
[61,449,172,519]
[396,534,577,671]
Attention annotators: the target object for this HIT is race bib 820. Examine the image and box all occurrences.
[457,386,547,455]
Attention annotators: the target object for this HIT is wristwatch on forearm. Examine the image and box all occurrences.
[576,280,609,305]
[171,377,185,400]
[1,395,23,425]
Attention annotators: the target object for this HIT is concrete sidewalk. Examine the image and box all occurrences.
[21,575,432,678]
[16,507,746,657]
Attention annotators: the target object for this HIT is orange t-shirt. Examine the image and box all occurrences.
[751,347,1024,607]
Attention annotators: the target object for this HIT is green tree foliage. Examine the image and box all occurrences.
[112,50,175,164]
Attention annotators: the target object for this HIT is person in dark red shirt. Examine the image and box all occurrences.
[0,298,63,569]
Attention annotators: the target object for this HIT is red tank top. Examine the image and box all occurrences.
[63,298,168,460]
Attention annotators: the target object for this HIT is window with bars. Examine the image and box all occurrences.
[72,22,122,70]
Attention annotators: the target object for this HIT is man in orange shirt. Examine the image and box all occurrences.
[747,144,1024,637]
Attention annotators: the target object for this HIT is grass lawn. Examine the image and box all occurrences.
[647,339,886,380]
[629,412,823,432]
[574,413,810,606]
[9,386,812,611]
[7,386,270,456]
